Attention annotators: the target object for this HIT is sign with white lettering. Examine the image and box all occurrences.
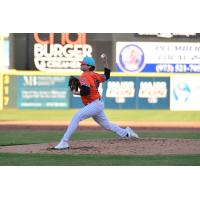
[136,77,169,109]
[116,42,200,73]
[103,77,169,109]
[33,33,93,72]
[17,76,70,109]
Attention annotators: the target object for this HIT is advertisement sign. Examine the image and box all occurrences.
[116,42,200,73]
[104,77,136,109]
[136,77,169,109]
[104,77,169,109]
[17,76,70,109]
[33,33,93,72]
[11,33,113,71]
[0,34,3,71]
[170,76,200,110]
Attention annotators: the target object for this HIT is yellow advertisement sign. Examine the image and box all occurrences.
[0,34,3,109]
[0,34,3,71]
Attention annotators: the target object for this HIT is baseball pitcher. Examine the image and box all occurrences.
[53,54,139,150]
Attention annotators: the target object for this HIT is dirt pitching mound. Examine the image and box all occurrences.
[1,138,200,155]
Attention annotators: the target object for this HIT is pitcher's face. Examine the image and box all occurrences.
[81,63,90,71]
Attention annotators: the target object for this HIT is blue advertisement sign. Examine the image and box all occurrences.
[116,42,200,73]
[17,76,70,109]
[104,77,169,109]
[103,77,136,109]
[71,95,83,108]
[136,77,170,109]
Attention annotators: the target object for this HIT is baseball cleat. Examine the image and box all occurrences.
[53,141,69,150]
[126,127,139,139]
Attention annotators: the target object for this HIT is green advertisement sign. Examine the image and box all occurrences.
[17,75,70,109]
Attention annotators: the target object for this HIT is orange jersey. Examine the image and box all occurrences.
[79,71,106,105]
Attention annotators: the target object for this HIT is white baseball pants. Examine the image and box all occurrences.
[61,98,128,142]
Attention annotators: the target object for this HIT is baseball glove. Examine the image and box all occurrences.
[68,76,80,91]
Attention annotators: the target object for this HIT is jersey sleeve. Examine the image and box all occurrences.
[96,73,106,83]
[80,75,90,87]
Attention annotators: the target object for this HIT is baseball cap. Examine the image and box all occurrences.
[80,56,95,67]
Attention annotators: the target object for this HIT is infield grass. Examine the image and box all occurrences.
[0,153,200,166]
[1,109,200,121]
[0,130,200,146]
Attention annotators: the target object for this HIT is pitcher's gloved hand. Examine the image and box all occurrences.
[68,76,80,91]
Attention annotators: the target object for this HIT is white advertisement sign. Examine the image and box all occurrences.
[106,81,135,103]
[170,76,200,110]
[116,42,200,73]
[138,81,167,103]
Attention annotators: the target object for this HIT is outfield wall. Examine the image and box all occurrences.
[1,70,200,110]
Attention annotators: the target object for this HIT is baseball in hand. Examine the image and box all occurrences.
[100,53,106,59]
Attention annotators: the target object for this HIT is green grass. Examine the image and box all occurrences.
[1,109,200,121]
[139,131,200,139]
[0,131,118,146]
[0,153,200,166]
[0,130,200,146]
